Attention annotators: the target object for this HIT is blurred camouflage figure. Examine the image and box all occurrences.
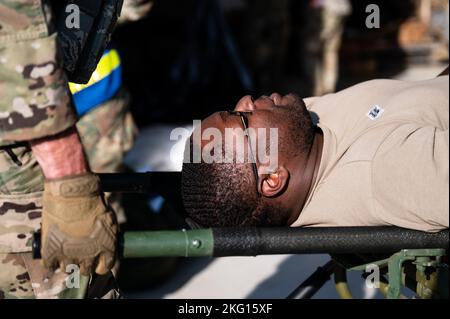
[241,0,350,96]
[75,88,136,225]
[0,0,152,299]
[302,0,351,95]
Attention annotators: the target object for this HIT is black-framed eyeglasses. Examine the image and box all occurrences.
[227,110,260,197]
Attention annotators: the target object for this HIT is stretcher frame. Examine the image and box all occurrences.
[33,172,449,299]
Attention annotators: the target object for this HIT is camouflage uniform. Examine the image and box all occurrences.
[76,87,137,225]
[301,0,352,95]
[240,0,350,96]
[0,0,79,299]
[0,0,76,145]
[0,90,135,299]
[0,0,149,299]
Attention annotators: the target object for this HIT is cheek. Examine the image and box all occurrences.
[281,93,302,105]
[256,109,286,128]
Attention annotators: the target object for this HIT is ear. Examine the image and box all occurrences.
[260,166,290,198]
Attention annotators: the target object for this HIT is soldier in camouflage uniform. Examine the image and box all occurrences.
[76,88,136,225]
[0,0,152,299]
[240,0,350,96]
[301,0,351,96]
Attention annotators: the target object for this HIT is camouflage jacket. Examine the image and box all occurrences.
[0,0,154,147]
[0,0,77,147]
[0,0,152,253]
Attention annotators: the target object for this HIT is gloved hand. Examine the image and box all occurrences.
[41,173,117,276]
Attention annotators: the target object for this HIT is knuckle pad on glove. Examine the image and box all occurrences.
[41,174,118,275]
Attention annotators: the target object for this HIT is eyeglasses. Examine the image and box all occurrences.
[227,110,260,197]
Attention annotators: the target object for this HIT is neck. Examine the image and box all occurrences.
[286,127,323,225]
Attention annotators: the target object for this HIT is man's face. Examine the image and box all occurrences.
[201,93,306,140]
[191,93,307,175]
[184,93,308,227]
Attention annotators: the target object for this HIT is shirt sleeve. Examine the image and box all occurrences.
[0,0,77,146]
[372,123,449,232]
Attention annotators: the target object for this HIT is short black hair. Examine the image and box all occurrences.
[182,161,262,227]
[182,98,315,227]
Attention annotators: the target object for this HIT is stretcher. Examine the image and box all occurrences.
[33,172,449,299]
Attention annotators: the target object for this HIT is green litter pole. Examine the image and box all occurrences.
[33,227,449,259]
[121,227,449,258]
[119,229,214,258]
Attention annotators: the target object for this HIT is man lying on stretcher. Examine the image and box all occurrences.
[181,68,449,232]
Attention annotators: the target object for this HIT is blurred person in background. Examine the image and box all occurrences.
[302,0,352,95]
[240,0,351,95]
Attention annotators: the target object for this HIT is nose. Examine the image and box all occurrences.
[235,95,255,111]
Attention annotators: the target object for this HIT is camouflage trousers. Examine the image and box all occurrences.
[0,252,120,299]
[0,88,137,298]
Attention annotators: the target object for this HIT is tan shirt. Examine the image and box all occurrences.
[291,76,449,232]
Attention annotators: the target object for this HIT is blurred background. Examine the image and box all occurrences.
[114,0,448,126]
[105,0,448,298]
